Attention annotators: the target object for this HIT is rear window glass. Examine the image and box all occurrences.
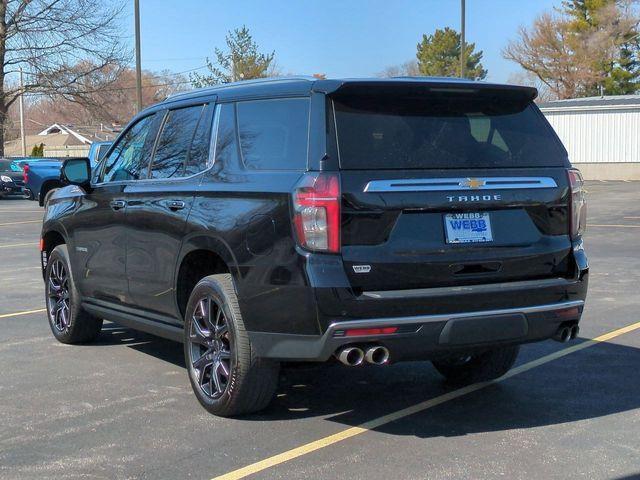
[237,98,309,171]
[333,92,566,170]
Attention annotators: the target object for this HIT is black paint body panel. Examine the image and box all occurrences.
[41,77,589,362]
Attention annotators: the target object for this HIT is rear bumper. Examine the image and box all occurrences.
[248,297,586,362]
[247,239,588,362]
[1,183,22,195]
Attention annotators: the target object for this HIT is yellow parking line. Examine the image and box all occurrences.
[589,224,640,228]
[0,208,44,213]
[0,308,46,319]
[212,320,640,480]
[0,242,39,249]
[0,220,41,226]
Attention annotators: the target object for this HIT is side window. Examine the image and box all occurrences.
[97,144,110,161]
[236,98,309,170]
[185,103,215,176]
[101,113,162,182]
[214,103,239,168]
[150,105,203,179]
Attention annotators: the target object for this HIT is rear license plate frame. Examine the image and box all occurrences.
[444,212,493,244]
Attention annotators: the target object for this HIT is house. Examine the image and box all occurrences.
[4,123,119,157]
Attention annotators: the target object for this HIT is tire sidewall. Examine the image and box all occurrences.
[183,277,241,412]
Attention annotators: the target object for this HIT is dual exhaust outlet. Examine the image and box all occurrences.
[554,324,580,343]
[336,345,390,366]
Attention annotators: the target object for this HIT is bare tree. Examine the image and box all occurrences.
[503,1,640,99]
[377,60,420,78]
[0,0,128,155]
[506,70,557,102]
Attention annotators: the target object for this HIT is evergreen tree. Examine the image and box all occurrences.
[416,27,487,80]
[190,26,275,87]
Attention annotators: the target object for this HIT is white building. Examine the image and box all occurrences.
[539,95,640,180]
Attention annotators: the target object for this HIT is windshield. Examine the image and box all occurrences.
[333,92,567,170]
[0,159,20,172]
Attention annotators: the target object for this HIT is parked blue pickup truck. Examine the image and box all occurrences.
[23,141,112,206]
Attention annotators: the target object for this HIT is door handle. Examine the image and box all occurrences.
[167,200,186,211]
[109,200,126,210]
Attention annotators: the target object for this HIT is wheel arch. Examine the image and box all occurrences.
[41,228,68,278]
[175,235,240,319]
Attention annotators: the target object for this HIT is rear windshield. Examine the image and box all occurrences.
[332,92,567,170]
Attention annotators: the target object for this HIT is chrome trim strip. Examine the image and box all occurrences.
[363,176,558,193]
[362,278,575,300]
[328,300,584,331]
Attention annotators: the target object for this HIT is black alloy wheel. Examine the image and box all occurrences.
[46,259,71,333]
[188,296,232,399]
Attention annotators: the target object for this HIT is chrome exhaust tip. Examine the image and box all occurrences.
[570,325,580,340]
[553,326,571,343]
[364,346,390,365]
[336,347,365,366]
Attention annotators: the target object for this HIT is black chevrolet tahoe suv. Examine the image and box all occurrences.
[41,77,588,416]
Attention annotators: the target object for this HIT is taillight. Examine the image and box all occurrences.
[23,164,29,184]
[568,168,586,238]
[292,172,341,253]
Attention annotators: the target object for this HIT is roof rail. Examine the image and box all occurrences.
[167,76,317,100]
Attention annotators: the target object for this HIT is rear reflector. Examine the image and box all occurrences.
[344,327,398,337]
[553,306,581,319]
[39,238,44,251]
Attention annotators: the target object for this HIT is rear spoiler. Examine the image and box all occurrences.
[312,78,538,103]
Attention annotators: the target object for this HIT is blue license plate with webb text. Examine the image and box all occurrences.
[444,212,493,244]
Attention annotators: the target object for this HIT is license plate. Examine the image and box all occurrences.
[444,212,493,244]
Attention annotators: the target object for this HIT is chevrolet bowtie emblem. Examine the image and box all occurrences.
[460,178,486,189]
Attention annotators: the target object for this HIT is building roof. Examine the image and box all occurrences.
[539,95,640,110]
[37,123,93,144]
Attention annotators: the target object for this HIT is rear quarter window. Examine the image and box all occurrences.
[236,98,309,171]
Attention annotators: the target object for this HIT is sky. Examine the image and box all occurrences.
[124,0,561,84]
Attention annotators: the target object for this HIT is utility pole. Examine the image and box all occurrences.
[19,68,26,157]
[134,0,143,112]
[460,0,466,78]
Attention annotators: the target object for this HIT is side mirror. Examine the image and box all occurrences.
[61,157,91,189]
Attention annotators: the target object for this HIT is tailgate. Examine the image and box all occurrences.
[340,168,573,292]
[329,82,573,292]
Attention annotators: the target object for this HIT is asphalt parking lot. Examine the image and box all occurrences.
[1,182,640,480]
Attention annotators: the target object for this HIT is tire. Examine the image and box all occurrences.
[184,274,279,417]
[432,346,520,384]
[45,245,103,344]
